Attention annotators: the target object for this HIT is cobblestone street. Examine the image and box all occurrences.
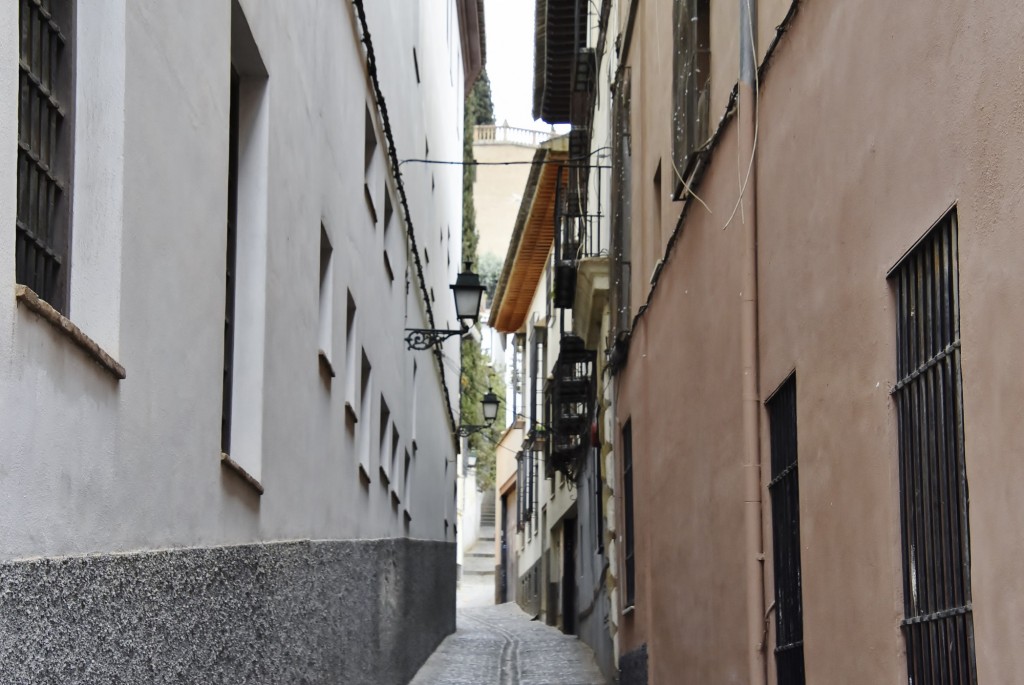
[409,604,608,685]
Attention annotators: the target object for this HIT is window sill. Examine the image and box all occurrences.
[364,184,378,223]
[318,349,336,378]
[220,452,264,495]
[15,284,126,380]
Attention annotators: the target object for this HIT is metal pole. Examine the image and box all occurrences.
[739,1,767,684]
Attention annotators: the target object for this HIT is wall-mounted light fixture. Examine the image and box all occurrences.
[405,262,486,351]
[456,390,500,437]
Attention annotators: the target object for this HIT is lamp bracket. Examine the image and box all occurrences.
[404,324,469,351]
[456,424,491,438]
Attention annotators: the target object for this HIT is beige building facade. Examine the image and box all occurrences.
[473,123,554,264]
[606,0,1024,683]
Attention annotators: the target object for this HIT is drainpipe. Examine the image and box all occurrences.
[739,1,766,685]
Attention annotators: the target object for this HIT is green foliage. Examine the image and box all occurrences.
[460,335,506,491]
[477,252,502,300]
[461,70,500,491]
[470,71,495,126]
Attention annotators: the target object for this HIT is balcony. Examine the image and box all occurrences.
[548,334,596,482]
[552,162,607,315]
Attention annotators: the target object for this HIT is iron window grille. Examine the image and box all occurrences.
[531,446,539,532]
[544,382,554,479]
[516,450,524,532]
[221,67,241,454]
[553,168,579,310]
[622,419,636,608]
[609,68,632,354]
[593,443,604,554]
[766,374,805,685]
[17,0,75,312]
[511,333,525,418]
[890,208,977,685]
[671,0,710,182]
[531,327,546,435]
[517,446,538,531]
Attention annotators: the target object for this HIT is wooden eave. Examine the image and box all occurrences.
[457,0,486,95]
[532,0,578,123]
[489,141,568,333]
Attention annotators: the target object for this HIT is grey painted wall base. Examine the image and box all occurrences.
[0,538,455,684]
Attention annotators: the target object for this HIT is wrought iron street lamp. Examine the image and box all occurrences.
[456,390,500,438]
[405,262,486,350]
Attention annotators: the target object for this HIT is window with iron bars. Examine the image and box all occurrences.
[544,381,554,479]
[17,0,75,313]
[767,374,805,685]
[516,451,526,529]
[516,451,523,528]
[609,69,632,343]
[531,326,547,433]
[529,325,547,495]
[592,442,603,554]
[511,333,525,418]
[221,67,240,455]
[671,0,710,183]
[516,447,538,533]
[890,208,977,685]
[530,446,539,536]
[622,420,636,608]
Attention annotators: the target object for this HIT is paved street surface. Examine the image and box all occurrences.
[457,572,497,608]
[410,603,608,685]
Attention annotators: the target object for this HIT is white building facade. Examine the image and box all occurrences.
[0,1,482,681]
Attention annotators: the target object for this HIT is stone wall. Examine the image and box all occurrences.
[0,539,454,684]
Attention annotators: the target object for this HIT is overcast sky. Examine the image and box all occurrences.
[482,0,548,131]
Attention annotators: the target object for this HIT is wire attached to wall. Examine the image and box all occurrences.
[352,0,457,436]
[616,1,800,363]
[721,0,761,232]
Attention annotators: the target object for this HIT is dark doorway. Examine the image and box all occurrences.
[500,493,509,603]
[562,520,577,635]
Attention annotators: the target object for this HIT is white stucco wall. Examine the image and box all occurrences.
[0,0,466,561]
[455,458,480,572]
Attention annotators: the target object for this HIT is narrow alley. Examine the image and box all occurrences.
[409,605,607,685]
[7,0,1024,683]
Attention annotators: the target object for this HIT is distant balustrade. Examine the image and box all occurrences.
[473,123,555,147]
